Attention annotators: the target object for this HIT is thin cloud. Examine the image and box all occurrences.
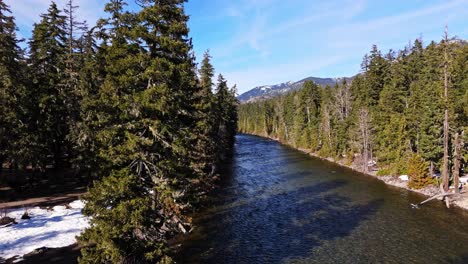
[334,0,467,34]
[5,0,467,94]
[5,0,106,33]
[224,55,344,92]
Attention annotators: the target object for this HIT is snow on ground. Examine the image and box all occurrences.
[0,200,89,259]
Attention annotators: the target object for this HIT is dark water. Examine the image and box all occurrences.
[178,134,468,264]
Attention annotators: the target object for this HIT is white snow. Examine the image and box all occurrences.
[0,200,89,259]
[398,175,409,181]
[459,176,468,184]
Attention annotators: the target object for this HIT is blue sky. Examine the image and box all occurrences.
[5,0,468,94]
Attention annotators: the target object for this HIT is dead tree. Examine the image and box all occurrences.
[333,81,352,122]
[320,104,332,152]
[358,108,371,173]
[441,26,450,192]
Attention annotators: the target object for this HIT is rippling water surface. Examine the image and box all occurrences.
[178,134,468,263]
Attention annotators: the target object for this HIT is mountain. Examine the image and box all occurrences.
[237,76,352,103]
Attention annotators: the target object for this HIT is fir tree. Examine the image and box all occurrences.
[27,2,69,171]
[0,0,24,169]
[408,153,432,189]
[194,50,217,177]
[80,0,202,262]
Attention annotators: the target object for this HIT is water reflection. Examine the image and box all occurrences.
[177,135,468,264]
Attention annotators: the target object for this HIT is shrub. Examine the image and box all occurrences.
[377,168,391,176]
[407,154,432,189]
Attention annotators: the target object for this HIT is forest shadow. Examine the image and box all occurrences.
[176,179,383,263]
[0,168,87,204]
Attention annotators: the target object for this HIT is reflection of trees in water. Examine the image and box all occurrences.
[177,135,468,264]
[178,179,383,263]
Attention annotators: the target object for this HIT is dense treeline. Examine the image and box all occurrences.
[0,0,237,262]
[239,37,467,190]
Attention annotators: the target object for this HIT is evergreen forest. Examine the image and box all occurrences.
[0,0,237,262]
[239,37,467,190]
[1,0,468,262]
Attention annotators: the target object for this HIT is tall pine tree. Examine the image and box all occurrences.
[0,0,24,169]
[27,2,69,172]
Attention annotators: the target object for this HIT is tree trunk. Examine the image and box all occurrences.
[284,123,289,140]
[453,132,461,193]
[359,108,370,173]
[441,26,450,192]
[0,156,4,176]
[429,161,434,178]
[442,108,449,191]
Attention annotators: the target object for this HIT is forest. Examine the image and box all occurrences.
[0,0,237,262]
[239,36,467,190]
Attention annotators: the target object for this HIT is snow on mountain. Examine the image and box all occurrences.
[237,76,352,103]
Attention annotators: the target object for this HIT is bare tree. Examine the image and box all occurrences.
[333,81,352,121]
[320,104,332,151]
[442,26,450,192]
[358,108,372,173]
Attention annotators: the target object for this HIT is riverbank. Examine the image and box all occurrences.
[245,133,468,211]
[178,134,468,263]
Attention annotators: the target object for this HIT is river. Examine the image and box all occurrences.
[177,134,468,263]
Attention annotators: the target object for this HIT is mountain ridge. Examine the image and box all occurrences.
[237,76,353,103]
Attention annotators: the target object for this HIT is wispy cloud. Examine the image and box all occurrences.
[202,0,467,93]
[5,0,107,35]
[331,0,467,35]
[5,0,468,94]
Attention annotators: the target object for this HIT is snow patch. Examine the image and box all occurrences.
[398,175,409,181]
[0,200,89,259]
[459,176,468,184]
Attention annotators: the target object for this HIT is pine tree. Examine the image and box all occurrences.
[408,153,431,189]
[296,81,321,149]
[214,74,231,148]
[63,0,88,166]
[78,1,158,262]
[79,0,202,262]
[331,80,352,157]
[27,2,69,172]
[71,25,104,179]
[194,50,216,176]
[0,0,24,169]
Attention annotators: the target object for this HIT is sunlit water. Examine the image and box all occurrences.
[177,134,468,263]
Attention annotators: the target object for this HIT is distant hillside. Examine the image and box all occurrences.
[238,76,352,103]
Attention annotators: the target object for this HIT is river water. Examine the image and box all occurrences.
[177,134,468,263]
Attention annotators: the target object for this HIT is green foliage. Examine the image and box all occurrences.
[0,0,25,167]
[26,2,70,170]
[79,168,167,263]
[239,38,467,178]
[0,0,237,262]
[76,1,238,262]
[407,154,432,189]
[376,168,391,177]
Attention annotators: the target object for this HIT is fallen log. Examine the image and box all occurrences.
[419,193,459,206]
[415,185,466,208]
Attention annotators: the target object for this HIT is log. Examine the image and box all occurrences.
[419,192,460,206]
